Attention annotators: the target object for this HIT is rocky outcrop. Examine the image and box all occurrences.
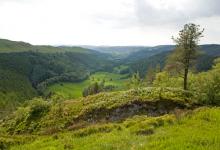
[72,99,188,124]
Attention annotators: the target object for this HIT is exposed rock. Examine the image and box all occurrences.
[72,99,188,124]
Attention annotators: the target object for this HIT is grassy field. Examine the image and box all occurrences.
[4,107,220,150]
[45,72,129,99]
[1,87,219,149]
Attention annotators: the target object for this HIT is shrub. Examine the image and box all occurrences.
[4,98,50,134]
[189,58,220,105]
[82,81,116,97]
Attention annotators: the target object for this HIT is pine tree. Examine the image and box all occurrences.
[167,23,204,90]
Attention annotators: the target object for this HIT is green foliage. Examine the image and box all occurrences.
[189,58,220,104]
[168,23,204,90]
[153,58,220,105]
[144,64,161,86]
[4,98,50,134]
[0,69,37,118]
[82,80,117,97]
[127,72,142,89]
[82,82,100,97]
[153,71,183,88]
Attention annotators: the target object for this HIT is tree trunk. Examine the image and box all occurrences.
[184,67,188,90]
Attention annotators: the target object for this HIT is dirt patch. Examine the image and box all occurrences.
[68,99,189,128]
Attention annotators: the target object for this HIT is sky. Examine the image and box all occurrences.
[0,0,220,46]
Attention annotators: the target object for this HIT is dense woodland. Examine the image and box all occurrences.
[0,24,220,149]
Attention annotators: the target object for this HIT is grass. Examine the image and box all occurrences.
[89,72,129,87]
[46,81,90,99]
[5,107,220,150]
[45,72,129,99]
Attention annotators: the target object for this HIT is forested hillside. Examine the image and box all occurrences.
[127,44,220,77]
[0,39,114,116]
[81,46,148,58]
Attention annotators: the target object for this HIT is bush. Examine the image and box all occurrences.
[4,98,50,134]
[82,81,116,97]
[153,58,220,105]
[27,99,50,120]
[189,58,220,105]
[153,71,183,88]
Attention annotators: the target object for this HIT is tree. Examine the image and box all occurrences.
[82,81,112,97]
[128,72,142,88]
[155,63,161,73]
[145,64,161,86]
[145,66,155,86]
[167,23,204,90]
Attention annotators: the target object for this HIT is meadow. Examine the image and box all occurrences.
[45,72,129,99]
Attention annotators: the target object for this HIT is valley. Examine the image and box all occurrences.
[45,72,129,99]
[0,37,220,150]
[1,0,220,149]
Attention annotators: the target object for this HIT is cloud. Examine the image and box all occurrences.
[0,0,31,4]
[0,0,219,45]
[134,0,220,26]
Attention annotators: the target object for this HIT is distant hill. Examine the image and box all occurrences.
[128,44,220,77]
[124,45,174,63]
[0,39,100,54]
[81,46,149,58]
[0,39,34,52]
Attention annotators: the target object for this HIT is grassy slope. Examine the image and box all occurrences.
[2,107,220,150]
[46,72,129,99]
[0,87,219,149]
[0,70,37,117]
[0,87,190,133]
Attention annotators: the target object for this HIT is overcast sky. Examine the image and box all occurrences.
[0,0,220,46]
